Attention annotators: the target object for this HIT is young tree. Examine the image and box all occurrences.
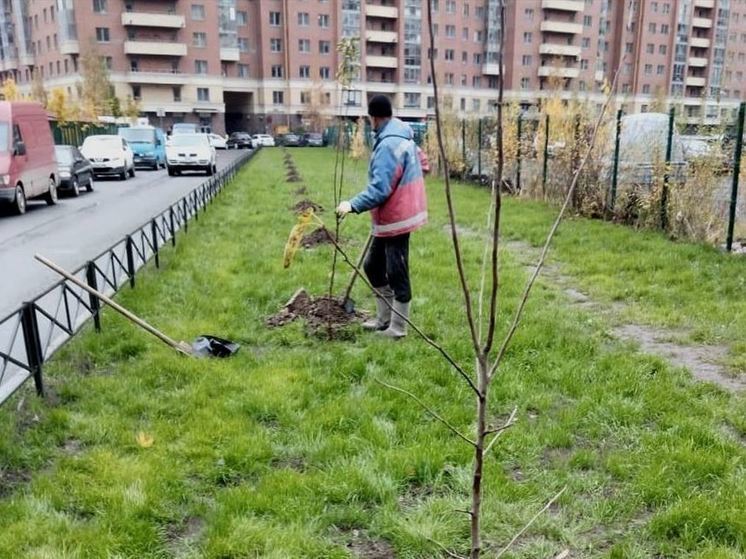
[0,78,21,101]
[123,95,141,121]
[47,88,72,123]
[80,42,115,120]
[30,68,47,106]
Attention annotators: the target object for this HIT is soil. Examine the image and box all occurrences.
[292,199,324,214]
[345,529,396,559]
[301,227,335,248]
[0,468,32,498]
[286,172,302,183]
[266,288,364,333]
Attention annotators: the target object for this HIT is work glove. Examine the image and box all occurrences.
[336,200,352,217]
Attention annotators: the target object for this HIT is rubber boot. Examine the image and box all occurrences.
[379,300,409,339]
[362,286,393,331]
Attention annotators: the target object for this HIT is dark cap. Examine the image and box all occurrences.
[368,95,393,118]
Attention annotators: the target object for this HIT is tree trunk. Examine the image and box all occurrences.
[471,356,489,558]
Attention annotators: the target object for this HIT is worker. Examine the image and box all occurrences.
[336,95,428,338]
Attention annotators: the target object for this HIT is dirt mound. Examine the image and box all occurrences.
[301,227,335,248]
[286,172,301,183]
[293,199,324,214]
[266,289,363,332]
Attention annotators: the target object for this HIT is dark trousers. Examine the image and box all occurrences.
[363,233,411,303]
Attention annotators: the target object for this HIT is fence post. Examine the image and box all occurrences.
[151,219,160,269]
[169,206,176,246]
[85,262,102,332]
[516,112,523,193]
[20,303,44,397]
[727,102,746,252]
[125,235,136,288]
[542,113,550,199]
[461,119,467,179]
[477,118,482,183]
[182,198,188,232]
[193,191,199,221]
[661,106,675,231]
[609,108,623,212]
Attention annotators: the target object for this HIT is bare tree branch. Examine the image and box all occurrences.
[494,486,567,558]
[424,535,467,559]
[482,0,506,356]
[374,378,476,447]
[483,407,517,457]
[425,0,481,359]
[317,218,480,395]
[488,67,623,381]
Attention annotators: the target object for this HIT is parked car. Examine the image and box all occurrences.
[171,123,199,136]
[252,134,276,147]
[208,134,228,150]
[282,133,302,147]
[118,125,166,170]
[80,135,136,181]
[0,101,59,215]
[226,132,253,149]
[55,145,94,197]
[166,133,217,176]
[303,132,325,147]
[681,135,730,174]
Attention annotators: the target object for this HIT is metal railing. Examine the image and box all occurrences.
[0,150,257,407]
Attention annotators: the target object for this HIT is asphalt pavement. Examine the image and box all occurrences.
[0,149,250,317]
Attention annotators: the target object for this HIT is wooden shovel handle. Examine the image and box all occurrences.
[343,233,373,302]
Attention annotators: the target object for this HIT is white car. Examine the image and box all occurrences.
[166,133,217,176]
[80,135,136,181]
[208,134,228,150]
[252,134,276,147]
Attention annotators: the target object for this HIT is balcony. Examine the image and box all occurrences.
[0,58,17,71]
[481,63,503,75]
[121,12,186,29]
[540,20,583,34]
[688,56,708,67]
[538,66,580,78]
[693,0,715,7]
[220,47,240,62]
[124,41,188,57]
[366,5,398,18]
[541,0,584,11]
[60,40,79,55]
[365,30,398,43]
[685,76,706,87]
[690,37,711,48]
[691,17,712,28]
[19,53,34,66]
[366,55,398,68]
[539,43,581,58]
[126,69,185,85]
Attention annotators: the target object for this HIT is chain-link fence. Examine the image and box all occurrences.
[423,102,746,252]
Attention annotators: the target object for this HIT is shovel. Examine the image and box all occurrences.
[341,233,373,314]
[35,254,239,358]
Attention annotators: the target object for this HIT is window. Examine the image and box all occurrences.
[197,87,209,101]
[132,85,141,100]
[193,32,207,47]
[661,24,669,34]
[64,59,69,73]
[104,56,112,70]
[523,32,532,43]
[195,60,208,74]
[446,0,456,14]
[648,23,656,33]
[445,25,455,38]
[657,64,665,75]
[472,75,481,87]
[445,73,454,85]
[271,65,283,78]
[191,4,205,20]
[93,0,107,13]
[320,66,330,79]
[583,15,592,26]
[299,65,310,78]
[298,12,309,25]
[300,91,310,104]
[272,91,284,104]
[646,43,655,54]
[238,64,249,78]
[472,99,480,112]
[404,92,421,107]
[580,59,589,70]
[445,49,454,61]
[269,11,281,26]
[522,55,532,65]
[521,77,530,90]
[582,37,590,48]
[237,11,248,26]
[43,8,47,23]
[579,81,587,91]
[643,84,651,94]
[473,53,481,64]
[460,98,466,111]
[525,8,534,20]
[96,27,110,42]
[651,1,658,11]
[319,14,330,28]
[270,38,282,52]
[659,45,667,55]
[644,63,652,74]
[625,42,633,53]
[462,51,468,63]
[461,74,467,86]
[463,3,469,16]
[462,27,469,40]
[299,39,310,52]
[427,96,435,109]
[238,38,249,52]
[663,3,671,14]
[319,40,331,54]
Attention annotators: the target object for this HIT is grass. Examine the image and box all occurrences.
[0,147,744,558]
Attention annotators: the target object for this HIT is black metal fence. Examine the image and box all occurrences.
[0,150,257,407]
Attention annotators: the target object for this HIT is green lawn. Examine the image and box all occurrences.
[0,148,744,558]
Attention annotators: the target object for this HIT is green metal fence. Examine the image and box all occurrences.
[50,121,121,147]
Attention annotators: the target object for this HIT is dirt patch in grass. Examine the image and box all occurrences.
[345,529,396,559]
[270,455,307,472]
[286,171,302,183]
[294,186,308,196]
[165,516,205,556]
[266,288,363,333]
[301,227,335,248]
[292,199,324,214]
[0,468,32,498]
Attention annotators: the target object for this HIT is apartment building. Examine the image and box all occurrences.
[0,1,745,133]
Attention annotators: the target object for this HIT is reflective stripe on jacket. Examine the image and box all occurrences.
[349,118,428,238]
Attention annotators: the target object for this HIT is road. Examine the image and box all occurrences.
[0,149,249,318]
